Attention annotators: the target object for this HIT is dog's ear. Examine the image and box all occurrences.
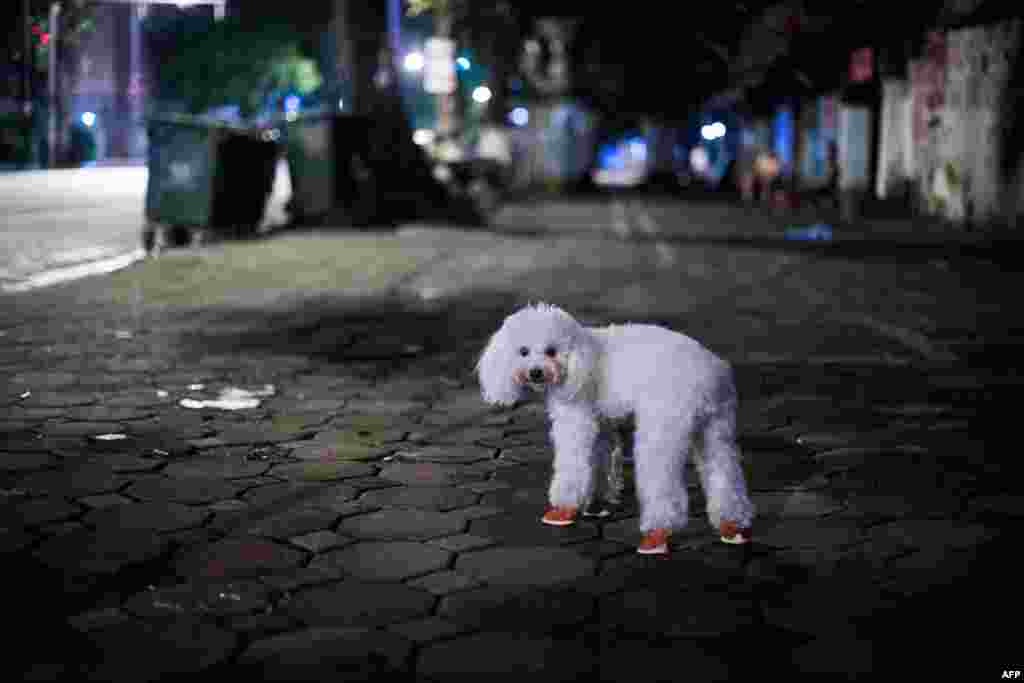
[475,325,522,406]
[564,331,597,401]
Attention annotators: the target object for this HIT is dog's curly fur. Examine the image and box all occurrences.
[476,302,754,534]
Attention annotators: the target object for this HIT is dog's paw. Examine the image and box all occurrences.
[719,520,752,545]
[541,506,578,526]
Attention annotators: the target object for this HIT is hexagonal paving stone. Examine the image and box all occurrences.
[379,462,486,487]
[600,639,732,682]
[34,527,169,575]
[271,461,376,482]
[44,421,125,437]
[163,456,271,480]
[335,508,466,541]
[792,634,874,676]
[838,492,958,520]
[290,530,352,553]
[480,486,550,511]
[469,514,600,547]
[242,481,353,509]
[414,425,506,446]
[762,577,887,634]
[756,518,864,549]
[600,587,756,637]
[867,519,993,553]
[456,546,595,587]
[751,491,844,518]
[0,525,34,554]
[242,506,341,539]
[81,618,237,681]
[498,445,552,464]
[123,580,272,618]
[238,627,412,680]
[8,497,81,526]
[286,580,434,626]
[417,631,594,680]
[19,464,124,498]
[0,451,58,472]
[359,485,479,511]
[84,501,208,533]
[390,445,495,464]
[103,454,167,473]
[438,586,594,632]
[407,569,483,596]
[490,463,552,488]
[125,476,241,505]
[310,541,451,581]
[175,537,306,579]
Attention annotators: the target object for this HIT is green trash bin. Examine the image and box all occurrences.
[144,115,280,251]
[284,112,380,224]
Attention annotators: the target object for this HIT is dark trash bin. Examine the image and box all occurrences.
[143,115,280,252]
[285,112,488,228]
[284,113,379,225]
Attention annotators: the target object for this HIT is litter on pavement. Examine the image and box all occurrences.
[785,223,833,241]
[179,385,276,410]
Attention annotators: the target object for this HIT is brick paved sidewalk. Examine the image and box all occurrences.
[1,226,1019,681]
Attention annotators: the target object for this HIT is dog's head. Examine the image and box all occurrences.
[475,302,596,406]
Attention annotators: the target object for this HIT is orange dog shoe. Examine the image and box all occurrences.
[719,520,752,545]
[541,506,578,526]
[637,528,671,554]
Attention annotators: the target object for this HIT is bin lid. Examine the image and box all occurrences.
[147,113,282,141]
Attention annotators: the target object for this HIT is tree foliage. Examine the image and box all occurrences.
[148,16,321,119]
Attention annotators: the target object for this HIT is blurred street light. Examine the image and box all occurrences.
[456,56,470,71]
[403,51,425,72]
[509,106,529,126]
[80,111,96,127]
[413,128,435,146]
[472,85,492,104]
[701,121,727,141]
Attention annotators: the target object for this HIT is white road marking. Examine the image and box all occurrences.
[1,248,145,293]
[610,200,630,238]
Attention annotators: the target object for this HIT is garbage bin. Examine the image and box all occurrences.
[143,115,280,251]
[283,113,377,224]
[68,121,97,166]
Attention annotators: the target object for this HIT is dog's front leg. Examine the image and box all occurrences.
[546,402,600,518]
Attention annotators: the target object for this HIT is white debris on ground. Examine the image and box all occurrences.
[179,385,276,411]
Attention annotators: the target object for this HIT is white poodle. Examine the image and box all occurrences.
[476,302,754,554]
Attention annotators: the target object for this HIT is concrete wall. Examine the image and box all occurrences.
[899,20,1021,223]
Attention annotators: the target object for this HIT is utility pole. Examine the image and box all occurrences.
[23,0,33,116]
[47,1,61,168]
[434,4,456,141]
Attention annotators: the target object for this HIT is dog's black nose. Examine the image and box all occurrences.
[528,367,545,382]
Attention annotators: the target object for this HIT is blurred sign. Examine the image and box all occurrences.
[424,37,456,94]
[849,47,874,82]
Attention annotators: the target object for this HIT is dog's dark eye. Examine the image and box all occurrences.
[519,346,529,357]
[544,346,557,357]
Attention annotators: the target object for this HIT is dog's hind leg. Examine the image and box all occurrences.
[700,398,755,544]
[583,426,625,517]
